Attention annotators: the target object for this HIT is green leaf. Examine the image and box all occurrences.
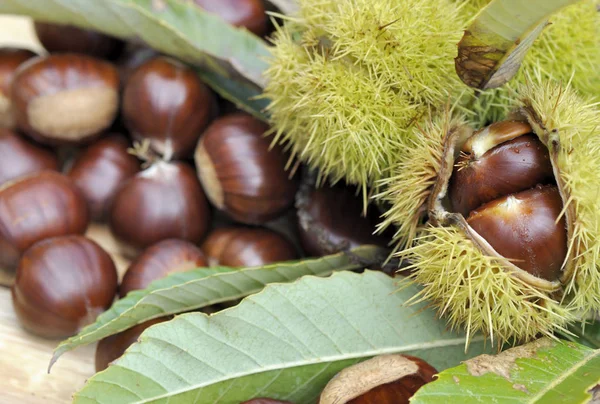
[455,0,580,89]
[412,338,600,404]
[51,246,387,368]
[565,320,600,349]
[0,0,270,87]
[73,270,493,404]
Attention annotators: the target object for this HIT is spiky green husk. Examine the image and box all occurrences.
[516,81,600,315]
[404,226,574,346]
[264,0,469,189]
[376,108,468,248]
[466,0,600,127]
[385,80,599,345]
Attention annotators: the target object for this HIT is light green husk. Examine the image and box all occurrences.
[464,0,600,126]
[386,79,600,345]
[263,0,470,190]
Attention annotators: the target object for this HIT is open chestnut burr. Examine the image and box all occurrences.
[445,121,566,282]
[0,171,89,280]
[109,160,211,255]
[195,113,299,225]
[10,53,119,145]
[67,134,140,221]
[0,128,58,186]
[11,235,118,339]
[201,227,297,267]
[0,47,37,128]
[34,22,124,60]
[119,239,208,297]
[122,57,216,159]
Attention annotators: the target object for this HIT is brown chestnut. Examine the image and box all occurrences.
[297,182,389,257]
[192,0,268,37]
[67,134,139,221]
[0,171,89,276]
[449,121,554,217]
[319,354,437,404]
[109,160,210,255]
[0,47,38,128]
[467,185,567,281]
[116,44,160,84]
[195,113,298,224]
[120,239,208,297]
[123,57,216,159]
[95,317,168,372]
[11,235,118,338]
[34,22,124,60]
[202,227,297,267]
[11,53,119,145]
[0,128,58,186]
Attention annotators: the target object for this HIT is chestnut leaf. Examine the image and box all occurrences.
[72,270,493,404]
[0,0,269,118]
[51,245,388,369]
[456,0,580,89]
[412,338,600,404]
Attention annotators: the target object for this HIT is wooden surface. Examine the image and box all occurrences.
[0,17,119,403]
[0,225,131,404]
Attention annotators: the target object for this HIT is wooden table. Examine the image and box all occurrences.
[0,225,130,404]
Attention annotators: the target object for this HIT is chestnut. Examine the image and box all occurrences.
[195,113,298,224]
[467,185,567,281]
[67,134,139,221]
[0,128,59,186]
[0,47,37,128]
[122,57,216,159]
[202,227,297,267]
[116,44,160,84]
[11,235,118,338]
[297,182,389,257]
[34,22,124,60]
[449,121,554,217]
[319,354,437,404]
[0,171,89,276]
[95,317,168,372]
[192,0,268,36]
[11,53,120,145]
[109,160,210,255]
[120,239,208,297]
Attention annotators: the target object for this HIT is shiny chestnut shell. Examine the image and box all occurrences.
[95,317,167,372]
[467,185,567,281]
[195,113,298,224]
[0,171,89,273]
[11,235,118,338]
[120,239,208,297]
[67,134,139,221]
[319,354,437,404]
[34,22,124,60]
[449,134,554,217]
[123,57,216,159]
[202,227,297,267]
[193,0,268,36]
[0,128,58,186]
[0,47,37,128]
[109,161,211,254]
[298,183,389,257]
[11,53,120,145]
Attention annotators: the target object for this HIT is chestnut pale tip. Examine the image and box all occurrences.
[27,86,118,141]
[194,140,225,209]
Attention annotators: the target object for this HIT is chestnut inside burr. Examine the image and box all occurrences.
[448,121,567,281]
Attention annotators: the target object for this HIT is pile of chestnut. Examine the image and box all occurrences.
[0,3,390,378]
